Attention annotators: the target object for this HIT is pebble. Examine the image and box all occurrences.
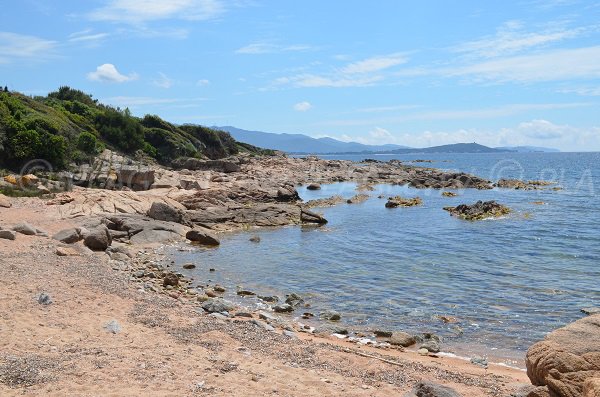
[418,348,429,356]
[470,356,488,368]
[183,263,196,269]
[273,304,294,313]
[37,292,52,305]
[104,319,122,334]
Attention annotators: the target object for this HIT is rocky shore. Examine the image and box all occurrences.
[1,152,592,396]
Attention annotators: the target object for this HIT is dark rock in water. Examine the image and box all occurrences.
[104,319,122,334]
[237,290,256,296]
[53,228,83,244]
[406,381,462,397]
[12,222,37,236]
[258,295,278,303]
[441,191,458,197]
[202,298,234,313]
[273,303,294,313]
[182,263,196,269]
[37,292,52,305]
[304,195,344,208]
[163,273,179,287]
[389,331,416,347]
[300,209,327,224]
[186,228,220,246]
[147,201,186,224]
[285,293,304,306]
[526,314,600,397]
[374,330,393,338]
[249,235,261,243]
[83,226,112,250]
[444,200,510,221]
[306,183,321,190]
[0,230,16,240]
[385,196,422,208]
[319,310,341,321]
[581,307,600,316]
[419,333,441,353]
[495,178,530,190]
[302,312,315,319]
[213,285,226,293]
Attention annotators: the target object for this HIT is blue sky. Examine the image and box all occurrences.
[2,0,600,151]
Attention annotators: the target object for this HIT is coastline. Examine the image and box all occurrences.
[0,200,530,396]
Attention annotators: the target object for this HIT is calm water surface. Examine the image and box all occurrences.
[171,152,600,366]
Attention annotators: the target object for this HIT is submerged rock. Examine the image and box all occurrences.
[441,191,458,197]
[319,310,341,321]
[385,196,422,208]
[444,200,510,221]
[306,183,321,190]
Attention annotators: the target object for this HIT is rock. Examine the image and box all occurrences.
[306,183,321,190]
[510,385,548,397]
[104,319,122,334]
[347,194,369,204]
[581,307,600,316]
[12,222,37,235]
[18,174,39,188]
[172,158,241,173]
[444,200,510,221]
[249,236,261,243]
[283,330,298,338]
[320,310,341,321]
[406,381,462,397]
[285,293,304,306]
[258,311,277,322]
[235,312,253,318]
[470,356,488,368]
[420,339,441,353]
[385,196,422,208]
[147,201,186,224]
[182,263,196,269]
[163,273,179,287]
[202,298,234,313]
[186,228,220,246]
[55,246,80,256]
[313,324,349,336]
[36,184,51,194]
[418,348,430,356]
[389,331,416,347]
[300,209,327,224]
[273,304,294,313]
[374,330,393,338]
[258,295,278,303]
[108,252,129,262]
[584,378,600,396]
[37,293,52,305]
[116,169,155,190]
[237,290,256,296]
[0,194,11,208]
[441,191,457,197]
[52,228,82,244]
[213,285,226,293]
[304,195,345,208]
[526,314,600,397]
[0,230,16,240]
[83,226,112,251]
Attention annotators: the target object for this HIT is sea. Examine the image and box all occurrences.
[170,152,600,367]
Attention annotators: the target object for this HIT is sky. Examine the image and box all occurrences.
[2,0,600,151]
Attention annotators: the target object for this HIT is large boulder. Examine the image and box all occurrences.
[526,314,600,397]
[186,228,220,246]
[202,298,234,313]
[300,209,327,224]
[12,222,38,236]
[83,226,112,250]
[147,201,186,224]
[53,228,83,244]
[116,169,155,190]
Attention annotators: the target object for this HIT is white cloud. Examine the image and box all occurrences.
[235,42,313,54]
[558,86,600,96]
[341,53,408,74]
[68,30,109,44]
[444,46,600,83]
[0,32,57,63]
[196,79,210,86]
[153,72,173,88]
[87,64,138,83]
[279,74,383,88]
[293,101,312,112]
[88,0,225,24]
[454,20,586,58]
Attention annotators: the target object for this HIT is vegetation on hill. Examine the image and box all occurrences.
[0,86,272,171]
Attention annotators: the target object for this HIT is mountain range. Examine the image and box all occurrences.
[217,126,559,154]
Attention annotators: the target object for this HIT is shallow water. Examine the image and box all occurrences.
[171,152,600,366]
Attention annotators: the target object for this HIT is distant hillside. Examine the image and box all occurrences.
[389,143,510,154]
[216,126,409,154]
[495,146,560,153]
[0,87,271,171]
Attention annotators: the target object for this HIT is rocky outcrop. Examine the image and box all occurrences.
[496,179,558,190]
[304,195,345,208]
[385,196,422,208]
[147,201,187,224]
[300,209,328,224]
[53,228,84,244]
[0,194,11,208]
[172,158,241,173]
[444,200,510,220]
[101,214,190,245]
[117,169,155,190]
[186,228,220,246]
[526,314,600,397]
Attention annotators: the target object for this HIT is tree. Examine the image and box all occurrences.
[77,131,100,154]
[3,86,7,93]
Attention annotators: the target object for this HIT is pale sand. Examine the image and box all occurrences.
[0,199,530,396]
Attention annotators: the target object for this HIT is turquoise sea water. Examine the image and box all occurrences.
[172,152,600,366]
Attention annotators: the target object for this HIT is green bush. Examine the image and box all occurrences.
[77,131,101,154]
